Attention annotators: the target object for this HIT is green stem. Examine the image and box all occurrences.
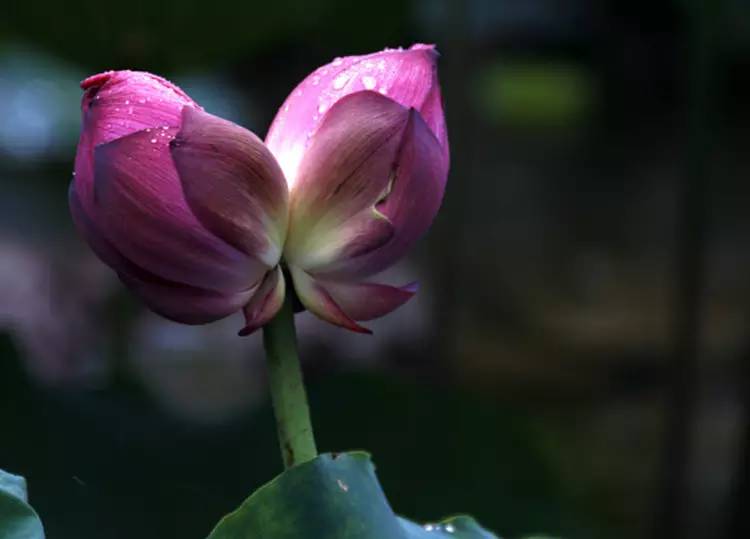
[262,291,318,469]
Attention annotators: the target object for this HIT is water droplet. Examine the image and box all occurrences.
[336,479,349,492]
[445,524,455,533]
[331,57,343,66]
[145,128,151,132]
[361,75,377,90]
[332,73,349,90]
[283,104,290,112]
[138,98,146,104]
[125,99,130,105]
[295,89,303,97]
[162,125,169,130]
[150,138,157,143]
[71,171,76,176]
[317,103,327,114]
[378,87,387,94]
[128,107,134,114]
[424,524,434,531]
[106,123,112,128]
[311,76,320,86]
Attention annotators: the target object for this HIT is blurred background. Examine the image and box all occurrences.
[0,0,748,537]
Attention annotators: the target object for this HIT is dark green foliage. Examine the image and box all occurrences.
[207,452,497,539]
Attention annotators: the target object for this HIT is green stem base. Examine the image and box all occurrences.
[262,292,318,469]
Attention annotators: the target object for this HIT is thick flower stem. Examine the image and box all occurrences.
[262,292,318,469]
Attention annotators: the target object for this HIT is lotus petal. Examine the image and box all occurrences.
[170,107,288,266]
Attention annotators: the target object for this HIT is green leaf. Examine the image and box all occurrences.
[207,452,498,539]
[0,469,45,539]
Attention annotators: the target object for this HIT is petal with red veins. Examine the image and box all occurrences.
[170,107,288,266]
[266,44,446,186]
[238,267,286,336]
[321,280,417,321]
[289,266,371,334]
[283,91,409,272]
[93,127,265,293]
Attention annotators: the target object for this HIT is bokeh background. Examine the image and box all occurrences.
[1,0,748,538]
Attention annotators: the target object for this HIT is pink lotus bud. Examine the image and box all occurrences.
[266,45,449,333]
[70,45,448,335]
[70,71,288,330]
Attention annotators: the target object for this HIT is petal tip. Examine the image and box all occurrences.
[401,281,419,294]
[81,71,114,90]
[238,268,286,337]
[237,325,257,337]
[409,43,438,55]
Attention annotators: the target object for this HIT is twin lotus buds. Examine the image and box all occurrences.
[70,45,449,335]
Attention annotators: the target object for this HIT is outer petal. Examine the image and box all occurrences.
[238,267,286,336]
[285,92,448,281]
[121,273,256,325]
[69,181,131,273]
[170,107,289,266]
[92,127,265,293]
[80,70,197,147]
[266,44,447,186]
[71,184,251,324]
[75,71,200,214]
[289,267,371,334]
[312,106,448,279]
[321,280,417,321]
[283,92,411,272]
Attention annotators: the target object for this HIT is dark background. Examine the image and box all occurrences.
[1,0,749,538]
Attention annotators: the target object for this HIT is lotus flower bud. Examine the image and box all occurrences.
[70,71,288,331]
[267,45,449,332]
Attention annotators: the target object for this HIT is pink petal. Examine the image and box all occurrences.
[321,280,417,321]
[283,92,409,271]
[75,71,200,215]
[289,267,371,334]
[313,107,448,279]
[266,44,447,186]
[121,272,255,325]
[170,107,289,266]
[92,127,266,293]
[72,184,250,324]
[80,70,197,146]
[238,266,286,336]
[70,181,132,272]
